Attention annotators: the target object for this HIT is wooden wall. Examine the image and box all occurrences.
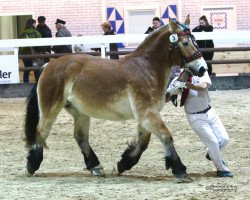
[212,51,250,76]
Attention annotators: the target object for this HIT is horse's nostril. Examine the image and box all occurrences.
[198,67,206,77]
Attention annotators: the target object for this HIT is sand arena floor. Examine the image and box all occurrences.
[0,89,249,200]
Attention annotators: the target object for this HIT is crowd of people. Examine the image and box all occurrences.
[19,16,73,83]
[20,15,215,78]
[20,15,216,83]
[19,17,121,83]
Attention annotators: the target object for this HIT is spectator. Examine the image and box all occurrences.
[145,17,162,34]
[192,15,214,76]
[19,18,45,83]
[51,19,72,54]
[36,16,52,53]
[166,71,233,177]
[101,21,119,59]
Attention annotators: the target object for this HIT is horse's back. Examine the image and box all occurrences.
[38,54,133,120]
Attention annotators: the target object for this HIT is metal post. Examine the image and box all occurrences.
[101,43,106,58]
[14,47,20,83]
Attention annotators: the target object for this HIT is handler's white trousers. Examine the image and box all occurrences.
[186,108,230,171]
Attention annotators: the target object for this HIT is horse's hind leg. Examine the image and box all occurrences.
[66,105,104,176]
[27,110,62,174]
[140,110,187,179]
[25,91,64,175]
[117,125,151,174]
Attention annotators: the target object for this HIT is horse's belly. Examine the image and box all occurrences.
[69,95,133,121]
[92,103,133,121]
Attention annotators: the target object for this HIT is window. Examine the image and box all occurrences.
[0,14,32,39]
[124,5,160,46]
[127,10,156,34]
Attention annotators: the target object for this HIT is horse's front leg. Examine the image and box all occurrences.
[71,111,105,176]
[117,125,151,173]
[141,110,187,179]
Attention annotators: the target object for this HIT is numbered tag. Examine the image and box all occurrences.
[169,34,178,43]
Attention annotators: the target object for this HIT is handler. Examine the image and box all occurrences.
[166,70,233,177]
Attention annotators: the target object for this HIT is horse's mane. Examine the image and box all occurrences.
[132,24,170,55]
[140,24,169,47]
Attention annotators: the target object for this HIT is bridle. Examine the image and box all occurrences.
[169,29,203,68]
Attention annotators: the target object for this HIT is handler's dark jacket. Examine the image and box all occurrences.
[52,26,72,54]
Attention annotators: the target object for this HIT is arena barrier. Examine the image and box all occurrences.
[2,47,250,98]
[18,47,250,71]
[0,32,250,97]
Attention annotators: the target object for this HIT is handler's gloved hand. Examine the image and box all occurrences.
[166,77,187,107]
[167,78,186,96]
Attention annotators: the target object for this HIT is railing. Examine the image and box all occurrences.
[1,31,250,48]
[18,47,250,71]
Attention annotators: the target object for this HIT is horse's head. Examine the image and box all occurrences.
[168,15,207,77]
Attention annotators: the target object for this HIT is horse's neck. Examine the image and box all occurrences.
[131,30,172,73]
[134,31,170,65]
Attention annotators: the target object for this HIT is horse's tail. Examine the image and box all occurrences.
[24,84,39,148]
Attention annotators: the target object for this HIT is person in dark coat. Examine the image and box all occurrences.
[36,16,52,53]
[101,21,119,59]
[192,15,215,76]
[145,17,162,34]
[51,19,72,54]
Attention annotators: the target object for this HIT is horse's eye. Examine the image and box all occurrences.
[182,41,188,46]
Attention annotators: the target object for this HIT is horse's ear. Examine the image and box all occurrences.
[184,14,190,27]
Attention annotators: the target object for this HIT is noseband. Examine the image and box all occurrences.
[169,29,203,67]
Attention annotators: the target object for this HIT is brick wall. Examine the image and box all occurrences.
[181,0,250,30]
[0,0,249,36]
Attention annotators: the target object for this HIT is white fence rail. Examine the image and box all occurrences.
[0,31,250,84]
[0,31,250,48]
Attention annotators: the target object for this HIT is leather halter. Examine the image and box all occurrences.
[169,29,203,67]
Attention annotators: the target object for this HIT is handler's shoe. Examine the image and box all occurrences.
[206,153,226,166]
[217,170,233,177]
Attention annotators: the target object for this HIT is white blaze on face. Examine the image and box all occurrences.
[186,57,208,75]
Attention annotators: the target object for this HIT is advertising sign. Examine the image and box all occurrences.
[0,50,20,84]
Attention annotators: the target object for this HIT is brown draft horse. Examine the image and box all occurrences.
[24,16,207,180]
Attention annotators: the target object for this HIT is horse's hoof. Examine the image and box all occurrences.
[174,173,192,183]
[174,172,188,179]
[91,165,106,177]
[26,162,36,175]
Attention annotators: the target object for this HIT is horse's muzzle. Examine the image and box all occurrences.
[187,58,208,77]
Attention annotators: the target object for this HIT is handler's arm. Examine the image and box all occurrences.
[185,82,208,91]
